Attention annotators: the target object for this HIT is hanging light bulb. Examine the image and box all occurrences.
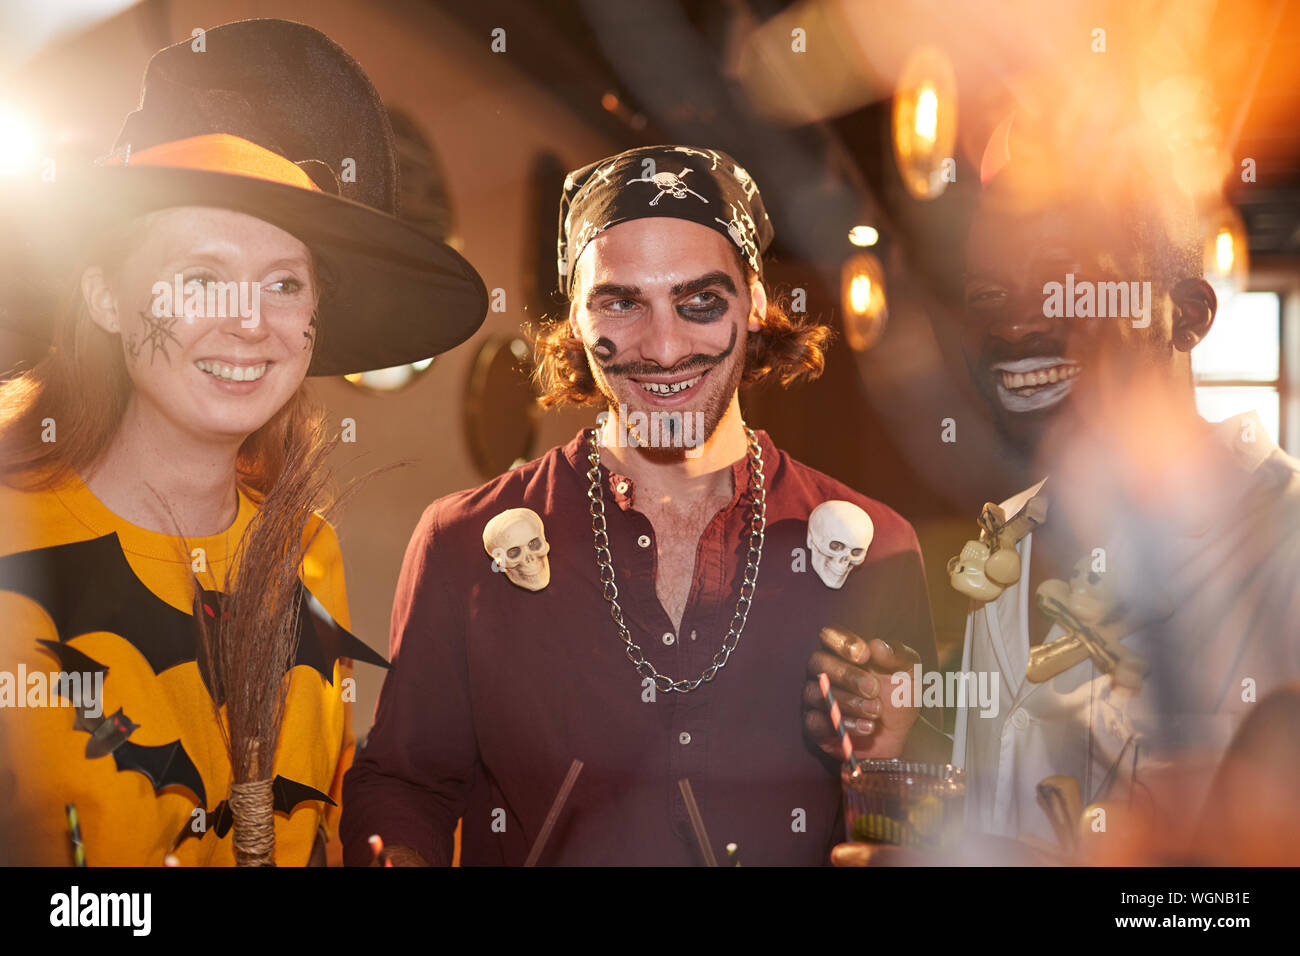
[892,47,957,200]
[848,225,879,247]
[1214,227,1234,275]
[1202,203,1248,303]
[841,252,887,352]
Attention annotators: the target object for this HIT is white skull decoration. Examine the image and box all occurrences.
[807,501,874,589]
[947,540,1004,602]
[483,507,551,592]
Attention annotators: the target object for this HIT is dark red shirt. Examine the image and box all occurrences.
[341,428,936,866]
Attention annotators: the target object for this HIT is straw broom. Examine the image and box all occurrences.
[196,421,339,866]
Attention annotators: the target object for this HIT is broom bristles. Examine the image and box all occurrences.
[201,418,339,783]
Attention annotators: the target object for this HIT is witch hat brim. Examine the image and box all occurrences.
[2,163,487,377]
[0,19,487,377]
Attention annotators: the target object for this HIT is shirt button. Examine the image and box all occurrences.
[1012,710,1029,730]
[637,534,651,548]
[615,481,629,495]
[679,732,692,746]
[689,629,697,642]
[662,632,675,646]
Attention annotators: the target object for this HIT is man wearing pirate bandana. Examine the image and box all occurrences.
[342,145,945,867]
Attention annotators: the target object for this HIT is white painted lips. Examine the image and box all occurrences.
[991,357,1080,412]
[196,360,268,383]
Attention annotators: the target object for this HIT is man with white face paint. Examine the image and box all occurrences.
[343,145,945,867]
[934,117,1300,862]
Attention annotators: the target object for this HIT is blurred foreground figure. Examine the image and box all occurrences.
[944,118,1300,862]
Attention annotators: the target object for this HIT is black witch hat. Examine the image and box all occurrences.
[0,18,486,376]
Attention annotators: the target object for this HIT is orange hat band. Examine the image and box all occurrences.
[105,133,321,192]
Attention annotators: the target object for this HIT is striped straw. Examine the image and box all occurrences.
[65,803,85,867]
[817,672,860,773]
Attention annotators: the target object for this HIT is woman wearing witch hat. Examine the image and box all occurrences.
[0,19,486,865]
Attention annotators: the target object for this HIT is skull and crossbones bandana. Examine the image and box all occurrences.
[556,144,775,296]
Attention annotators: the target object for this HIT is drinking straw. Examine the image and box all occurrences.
[818,672,861,773]
[524,758,584,867]
[65,804,85,867]
[368,834,393,867]
[677,778,718,867]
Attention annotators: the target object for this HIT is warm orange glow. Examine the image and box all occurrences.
[892,47,957,200]
[1202,205,1248,300]
[841,253,887,352]
[914,86,938,142]
[849,273,873,313]
[1215,227,1234,275]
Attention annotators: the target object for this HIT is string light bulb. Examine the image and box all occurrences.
[892,47,957,200]
[841,252,887,352]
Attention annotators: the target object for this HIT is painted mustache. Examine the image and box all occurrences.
[593,324,737,376]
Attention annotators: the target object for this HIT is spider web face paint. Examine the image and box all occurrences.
[136,311,181,364]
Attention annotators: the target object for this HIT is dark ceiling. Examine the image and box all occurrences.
[438,0,1300,260]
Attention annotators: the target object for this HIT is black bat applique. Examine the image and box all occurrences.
[1,533,389,704]
[7,535,195,672]
[193,582,389,691]
[173,775,336,849]
[38,640,207,805]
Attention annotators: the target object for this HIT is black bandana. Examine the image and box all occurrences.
[556,144,774,295]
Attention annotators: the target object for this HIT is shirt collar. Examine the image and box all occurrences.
[560,425,775,511]
[997,477,1049,519]
[1210,410,1279,475]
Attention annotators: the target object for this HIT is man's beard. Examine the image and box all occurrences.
[589,325,744,455]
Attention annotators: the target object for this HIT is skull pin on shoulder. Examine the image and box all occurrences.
[482,507,551,592]
[807,501,874,589]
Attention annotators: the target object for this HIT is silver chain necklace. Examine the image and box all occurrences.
[585,424,767,693]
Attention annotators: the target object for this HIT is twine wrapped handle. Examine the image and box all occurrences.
[231,779,275,866]
[231,742,276,866]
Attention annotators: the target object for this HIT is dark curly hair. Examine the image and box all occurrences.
[529,265,833,409]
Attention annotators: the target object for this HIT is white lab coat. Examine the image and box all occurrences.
[952,413,1300,848]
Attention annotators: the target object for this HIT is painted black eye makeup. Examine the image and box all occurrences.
[677,291,729,322]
